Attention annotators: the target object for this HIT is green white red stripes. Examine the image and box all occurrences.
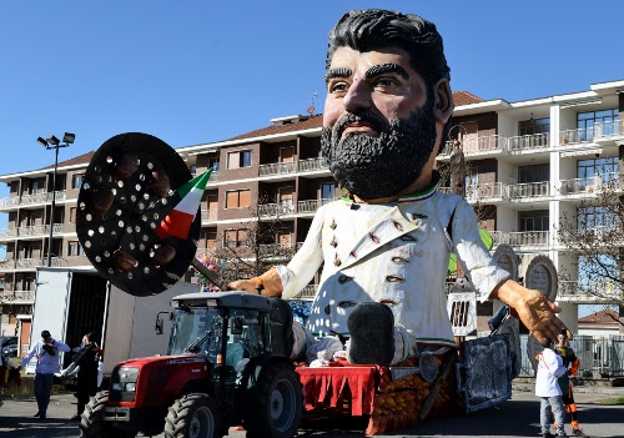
[155,170,212,240]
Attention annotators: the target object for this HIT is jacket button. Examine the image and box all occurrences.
[330,219,337,230]
[369,232,380,244]
[391,256,409,264]
[392,220,404,231]
[385,275,405,283]
[330,236,338,247]
[334,255,342,267]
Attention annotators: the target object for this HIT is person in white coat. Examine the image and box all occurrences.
[535,347,568,437]
[230,9,566,366]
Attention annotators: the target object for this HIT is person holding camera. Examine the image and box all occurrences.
[21,330,70,419]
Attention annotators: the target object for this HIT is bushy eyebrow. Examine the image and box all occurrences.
[325,67,353,83]
[365,63,409,80]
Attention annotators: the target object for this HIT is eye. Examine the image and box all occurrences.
[374,77,399,89]
[329,81,348,93]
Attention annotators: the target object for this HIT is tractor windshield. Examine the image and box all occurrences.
[168,306,223,361]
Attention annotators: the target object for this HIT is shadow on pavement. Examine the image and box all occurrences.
[0,417,79,437]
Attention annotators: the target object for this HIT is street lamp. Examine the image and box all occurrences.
[38,132,75,266]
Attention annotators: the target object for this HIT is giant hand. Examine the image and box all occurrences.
[228,267,283,297]
[493,280,567,346]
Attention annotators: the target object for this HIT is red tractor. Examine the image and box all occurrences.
[80,291,303,438]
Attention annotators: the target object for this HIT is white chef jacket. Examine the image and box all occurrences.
[278,180,510,346]
[535,347,567,397]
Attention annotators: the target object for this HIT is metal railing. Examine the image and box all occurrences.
[558,176,602,196]
[0,290,35,303]
[594,118,622,139]
[491,231,549,247]
[258,161,297,177]
[508,133,550,152]
[442,135,507,156]
[257,243,297,257]
[465,182,506,203]
[558,121,621,146]
[559,280,622,299]
[297,157,329,173]
[200,208,218,222]
[507,181,550,199]
[0,223,69,240]
[297,284,317,299]
[0,190,68,210]
[257,202,296,217]
[519,335,624,378]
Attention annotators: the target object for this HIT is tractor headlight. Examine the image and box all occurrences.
[119,367,139,383]
[124,382,136,392]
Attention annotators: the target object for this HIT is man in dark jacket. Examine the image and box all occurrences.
[70,333,101,420]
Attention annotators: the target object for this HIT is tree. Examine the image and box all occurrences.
[557,179,624,317]
[194,194,296,290]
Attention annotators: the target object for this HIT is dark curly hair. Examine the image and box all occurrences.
[326,9,451,87]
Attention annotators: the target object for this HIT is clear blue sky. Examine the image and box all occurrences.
[1,1,623,177]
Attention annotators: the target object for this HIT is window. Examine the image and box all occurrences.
[279,146,296,163]
[72,173,85,189]
[224,229,249,248]
[577,206,616,231]
[519,210,549,232]
[321,183,335,201]
[227,150,252,169]
[519,117,550,136]
[69,207,77,224]
[68,241,83,257]
[577,157,618,182]
[225,189,251,209]
[577,109,618,141]
[518,164,549,183]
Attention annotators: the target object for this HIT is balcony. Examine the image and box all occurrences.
[507,181,550,200]
[0,190,68,210]
[297,284,317,299]
[0,223,71,241]
[258,157,330,178]
[200,208,218,223]
[558,176,602,196]
[0,290,35,304]
[297,198,334,215]
[257,243,297,257]
[492,231,549,248]
[257,202,296,217]
[594,118,622,140]
[259,161,297,177]
[559,120,622,147]
[559,280,621,302]
[0,259,15,271]
[508,133,550,153]
[465,183,506,203]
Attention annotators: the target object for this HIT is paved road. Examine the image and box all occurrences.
[1,391,623,437]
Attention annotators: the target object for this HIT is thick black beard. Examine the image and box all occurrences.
[320,106,438,199]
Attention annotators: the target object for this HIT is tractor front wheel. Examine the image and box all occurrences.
[244,363,303,438]
[80,391,137,438]
[164,393,222,438]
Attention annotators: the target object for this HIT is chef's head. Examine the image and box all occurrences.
[321,9,453,199]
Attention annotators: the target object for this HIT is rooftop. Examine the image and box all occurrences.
[578,309,621,326]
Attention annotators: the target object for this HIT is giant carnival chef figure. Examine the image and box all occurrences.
[231,9,566,366]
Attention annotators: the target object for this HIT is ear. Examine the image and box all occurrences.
[432,79,453,125]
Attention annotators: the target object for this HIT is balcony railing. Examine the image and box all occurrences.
[508,133,550,152]
[257,243,297,257]
[465,182,506,203]
[297,157,329,173]
[257,202,296,217]
[0,259,15,271]
[0,290,35,303]
[559,280,622,299]
[558,120,621,146]
[492,231,549,247]
[0,190,68,210]
[0,223,70,240]
[558,176,602,196]
[200,208,218,222]
[594,118,622,139]
[259,161,297,177]
[462,135,507,155]
[507,181,550,199]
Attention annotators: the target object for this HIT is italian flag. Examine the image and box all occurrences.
[155,170,212,240]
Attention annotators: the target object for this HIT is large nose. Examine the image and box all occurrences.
[343,77,371,113]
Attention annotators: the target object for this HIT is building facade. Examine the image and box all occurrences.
[1,81,623,339]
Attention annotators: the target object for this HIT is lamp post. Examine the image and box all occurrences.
[37,132,75,266]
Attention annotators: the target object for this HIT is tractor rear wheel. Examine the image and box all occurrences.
[164,393,222,438]
[80,391,137,438]
[243,363,303,438]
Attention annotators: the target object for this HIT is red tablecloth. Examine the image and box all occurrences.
[296,363,382,416]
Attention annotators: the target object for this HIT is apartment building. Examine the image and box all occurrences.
[1,81,622,338]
